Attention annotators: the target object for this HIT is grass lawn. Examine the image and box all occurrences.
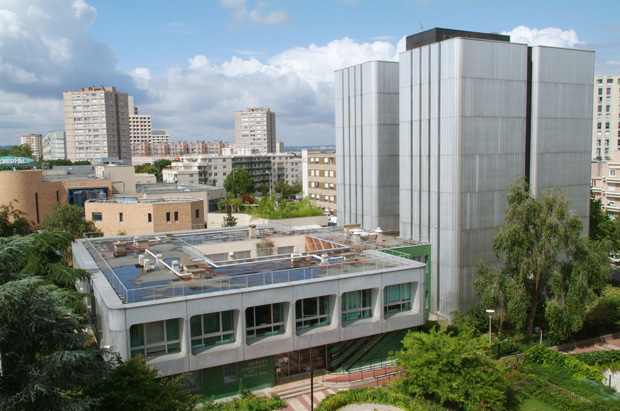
[517,397,560,411]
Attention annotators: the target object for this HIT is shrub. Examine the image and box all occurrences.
[314,387,443,411]
[524,345,602,382]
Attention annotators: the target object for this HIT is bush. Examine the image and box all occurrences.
[571,350,620,367]
[314,387,444,411]
[524,345,602,382]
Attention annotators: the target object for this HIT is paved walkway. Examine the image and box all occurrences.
[265,366,402,411]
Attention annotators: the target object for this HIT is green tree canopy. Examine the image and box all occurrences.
[274,180,302,200]
[0,202,34,237]
[88,355,196,411]
[41,203,100,239]
[0,144,33,158]
[475,178,611,338]
[224,169,255,197]
[395,327,509,410]
[0,277,110,410]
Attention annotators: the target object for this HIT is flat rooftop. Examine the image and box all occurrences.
[80,225,426,304]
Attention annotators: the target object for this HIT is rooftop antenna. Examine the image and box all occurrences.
[420,22,423,31]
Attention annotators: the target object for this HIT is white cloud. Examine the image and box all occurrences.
[502,26,581,48]
[220,0,293,28]
[0,0,402,146]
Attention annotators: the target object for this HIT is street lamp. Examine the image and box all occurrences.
[266,170,272,198]
[485,309,495,343]
[305,366,315,410]
[534,326,543,345]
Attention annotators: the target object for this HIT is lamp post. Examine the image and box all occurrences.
[485,309,495,343]
[305,366,315,410]
[266,170,271,198]
[534,326,543,345]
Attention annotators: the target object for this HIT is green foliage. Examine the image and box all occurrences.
[41,203,100,239]
[571,350,620,367]
[314,387,445,411]
[257,182,269,195]
[475,178,611,338]
[88,355,197,411]
[524,345,602,382]
[395,327,509,410]
[202,382,284,411]
[0,143,33,158]
[0,201,34,237]
[254,197,323,220]
[40,158,73,167]
[0,278,110,410]
[153,158,173,171]
[0,232,91,313]
[578,285,620,337]
[224,169,255,197]
[273,180,302,200]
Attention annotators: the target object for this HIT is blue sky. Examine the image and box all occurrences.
[1,0,619,147]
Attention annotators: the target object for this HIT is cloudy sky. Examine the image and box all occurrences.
[1,0,619,147]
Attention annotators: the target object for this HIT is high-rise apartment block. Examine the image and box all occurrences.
[20,134,43,160]
[63,86,132,163]
[591,75,620,217]
[42,131,67,160]
[337,28,594,317]
[234,108,276,153]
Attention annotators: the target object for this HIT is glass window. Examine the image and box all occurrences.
[223,364,237,383]
[130,319,181,359]
[91,212,102,221]
[119,212,123,222]
[296,296,330,330]
[148,213,152,223]
[341,289,372,323]
[174,211,179,221]
[190,310,235,353]
[195,209,200,219]
[384,284,412,316]
[245,303,285,340]
[166,212,171,222]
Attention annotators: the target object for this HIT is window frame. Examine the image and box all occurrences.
[383,283,412,316]
[245,303,285,341]
[341,289,373,323]
[295,296,330,331]
[190,310,235,354]
[130,319,181,359]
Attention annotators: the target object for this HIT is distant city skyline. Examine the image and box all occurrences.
[1,0,619,146]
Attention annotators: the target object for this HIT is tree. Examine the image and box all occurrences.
[0,202,34,237]
[41,203,100,239]
[135,164,162,182]
[475,178,611,338]
[224,169,255,197]
[395,327,509,410]
[0,278,110,410]
[222,208,237,227]
[153,159,172,172]
[0,232,91,313]
[88,355,196,411]
[257,182,269,196]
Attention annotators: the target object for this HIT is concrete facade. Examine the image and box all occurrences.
[337,29,595,318]
[63,86,132,163]
[302,150,337,216]
[591,75,620,218]
[335,61,401,232]
[73,226,427,385]
[42,131,67,160]
[20,134,43,160]
[235,108,276,153]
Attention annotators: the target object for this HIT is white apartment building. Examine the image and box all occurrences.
[591,76,620,218]
[337,28,594,318]
[63,86,132,163]
[302,150,337,216]
[164,153,301,190]
[42,130,67,160]
[234,108,276,153]
[20,134,43,160]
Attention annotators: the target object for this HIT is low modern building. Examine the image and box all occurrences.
[73,225,428,397]
[84,197,205,236]
[0,169,112,225]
